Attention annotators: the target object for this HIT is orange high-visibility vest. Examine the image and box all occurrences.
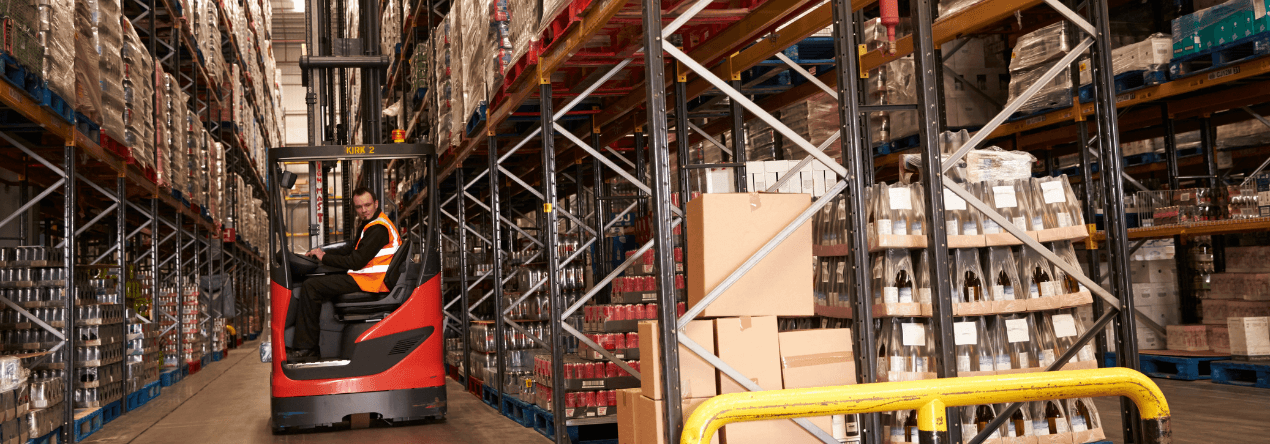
[348,212,402,292]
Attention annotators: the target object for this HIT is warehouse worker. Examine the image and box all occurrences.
[288,187,402,361]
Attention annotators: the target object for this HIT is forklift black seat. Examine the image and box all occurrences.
[332,233,416,319]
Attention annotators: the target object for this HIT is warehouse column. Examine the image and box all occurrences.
[539,80,569,444]
[457,169,472,385]
[63,143,76,444]
[1088,0,1142,442]
[729,78,747,192]
[910,0,958,440]
[489,135,506,409]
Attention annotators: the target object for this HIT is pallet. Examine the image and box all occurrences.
[1169,31,1270,79]
[1139,353,1228,380]
[466,375,483,398]
[187,359,202,375]
[160,367,182,387]
[529,404,618,444]
[73,407,104,441]
[498,41,541,104]
[1077,69,1167,103]
[1211,360,1270,389]
[539,0,595,55]
[32,81,75,123]
[101,399,122,424]
[74,112,100,141]
[201,353,211,367]
[28,427,61,444]
[1124,152,1162,167]
[245,332,258,340]
[465,101,488,137]
[481,384,499,408]
[502,395,534,428]
[212,351,223,362]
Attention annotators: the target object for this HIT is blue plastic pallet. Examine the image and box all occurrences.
[246,332,259,340]
[502,395,534,428]
[1211,360,1270,389]
[161,367,182,387]
[101,400,122,424]
[28,427,61,444]
[481,384,499,408]
[73,407,104,441]
[1076,69,1167,103]
[212,351,223,362]
[465,101,489,137]
[74,112,100,141]
[529,404,618,444]
[201,353,211,368]
[1124,152,1162,167]
[1139,353,1228,380]
[1169,31,1270,79]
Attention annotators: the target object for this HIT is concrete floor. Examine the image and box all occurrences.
[82,340,548,444]
[1092,377,1270,444]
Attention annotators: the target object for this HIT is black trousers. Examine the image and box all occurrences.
[294,274,360,351]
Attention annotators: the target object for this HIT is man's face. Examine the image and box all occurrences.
[353,193,378,221]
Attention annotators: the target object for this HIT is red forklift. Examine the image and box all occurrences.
[266,143,445,432]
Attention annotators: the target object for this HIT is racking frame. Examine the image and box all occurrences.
[399,1,1270,444]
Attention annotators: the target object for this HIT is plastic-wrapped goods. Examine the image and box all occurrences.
[381,0,401,59]
[952,316,995,373]
[984,247,1021,303]
[37,0,75,106]
[95,0,125,142]
[1007,23,1075,114]
[1009,23,1072,72]
[951,248,987,304]
[121,18,155,169]
[777,93,841,160]
[73,0,102,120]
[938,0,982,17]
[505,0,537,77]
[745,118,777,161]
[873,250,916,305]
[1017,247,1059,300]
[1172,0,1270,60]
[0,0,41,72]
[1217,117,1270,149]
[1077,34,1171,85]
[1007,63,1072,114]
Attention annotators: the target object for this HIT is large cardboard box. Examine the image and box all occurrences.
[723,416,835,444]
[618,388,641,444]
[1228,316,1270,357]
[1166,324,1209,351]
[715,316,783,394]
[635,395,719,444]
[688,193,814,317]
[639,320,717,400]
[778,328,856,389]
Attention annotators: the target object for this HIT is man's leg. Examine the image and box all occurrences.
[293,274,361,353]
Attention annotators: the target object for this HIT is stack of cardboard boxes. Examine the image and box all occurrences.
[617,193,856,443]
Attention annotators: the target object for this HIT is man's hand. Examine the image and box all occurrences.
[305,248,326,261]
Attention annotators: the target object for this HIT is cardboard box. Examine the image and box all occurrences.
[1166,324,1209,351]
[723,416,835,444]
[715,316,783,394]
[639,320,717,400]
[618,388,640,444]
[778,328,856,389]
[1228,316,1270,357]
[688,193,814,317]
[1208,325,1231,354]
[635,395,719,444]
[1203,299,1231,324]
[1136,325,1165,350]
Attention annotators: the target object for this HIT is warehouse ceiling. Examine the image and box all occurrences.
[270,0,307,45]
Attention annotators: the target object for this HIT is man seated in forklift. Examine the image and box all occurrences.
[288,187,402,361]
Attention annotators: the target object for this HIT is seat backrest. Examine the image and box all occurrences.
[381,232,414,290]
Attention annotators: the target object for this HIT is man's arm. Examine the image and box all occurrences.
[321,225,390,270]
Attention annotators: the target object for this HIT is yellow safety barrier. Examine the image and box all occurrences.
[681,368,1171,444]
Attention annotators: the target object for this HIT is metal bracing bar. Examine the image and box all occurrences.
[1239,106,1270,185]
[0,179,66,233]
[554,124,686,218]
[941,65,1005,108]
[440,208,493,246]
[679,334,839,443]
[679,180,847,328]
[465,268,494,293]
[75,173,122,202]
[663,0,713,36]
[663,45,849,179]
[968,310,1122,444]
[502,276,547,317]
[765,132,843,193]
[56,202,119,248]
[0,296,66,340]
[158,215,177,231]
[498,165,547,200]
[606,147,637,169]
[561,218,682,320]
[562,323,641,377]
[688,122,733,155]
[2,132,66,177]
[1128,239,1148,257]
[501,318,553,351]
[95,224,151,264]
[1084,146,1155,194]
[1043,0,1097,35]
[943,38,1095,172]
[774,52,837,98]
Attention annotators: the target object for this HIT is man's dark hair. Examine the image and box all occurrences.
[351,187,376,200]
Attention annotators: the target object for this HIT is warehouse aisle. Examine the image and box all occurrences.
[83,339,547,444]
[1092,378,1270,444]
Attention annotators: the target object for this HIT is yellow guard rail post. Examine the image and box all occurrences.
[681,368,1171,444]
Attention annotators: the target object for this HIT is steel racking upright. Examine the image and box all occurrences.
[393,1,1270,444]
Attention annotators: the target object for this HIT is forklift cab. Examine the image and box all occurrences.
[267,143,445,432]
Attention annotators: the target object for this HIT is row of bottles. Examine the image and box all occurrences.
[877,311,1097,376]
[0,246,66,263]
[814,175,1086,245]
[882,398,1101,443]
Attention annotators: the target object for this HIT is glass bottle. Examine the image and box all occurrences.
[909,183,925,236]
[1006,404,1033,437]
[1033,312,1060,368]
[1017,247,1056,299]
[889,411,906,444]
[1061,175,1086,227]
[1003,314,1038,369]
[915,250,931,304]
[1044,400,1070,434]
[877,319,893,377]
[1051,241,1087,294]
[887,183,913,236]
[1022,178,1046,231]
[1052,308,1096,362]
[953,317,992,373]
[903,409,919,442]
[989,316,1013,371]
[985,247,1020,302]
[953,249,986,303]
[890,250,916,303]
[1066,398,1099,433]
[974,404,1000,438]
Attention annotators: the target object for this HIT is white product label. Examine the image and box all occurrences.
[1033,419,1050,436]
[898,287,913,303]
[1180,192,1191,202]
[946,220,960,236]
[889,187,912,210]
[901,323,926,346]
[890,357,907,373]
[1041,349,1057,367]
[993,186,1018,208]
[893,220,908,235]
[883,287,900,304]
[1057,212,1073,228]
[957,354,973,372]
[912,220,923,235]
[1017,352,1030,368]
[1079,345,1096,362]
[944,188,967,210]
[992,285,1012,301]
[1053,314,1079,338]
[953,321,977,345]
[918,288,932,303]
[1013,216,1029,229]
[1055,415,1072,433]
[1070,415,1088,433]
[1041,181,1067,203]
[962,222,979,235]
[996,354,1013,371]
[1030,282,1041,299]
[984,220,1001,234]
[979,356,995,371]
[822,266,831,283]
[1006,318,1030,343]
[878,219,893,235]
[836,262,846,277]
